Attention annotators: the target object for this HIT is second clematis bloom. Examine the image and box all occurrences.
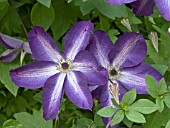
[0,33,31,62]
[87,30,162,127]
[106,0,170,21]
[10,21,107,120]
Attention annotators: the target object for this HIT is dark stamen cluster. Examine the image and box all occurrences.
[61,62,69,69]
[110,69,117,76]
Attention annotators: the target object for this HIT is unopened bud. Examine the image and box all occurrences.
[121,19,132,31]
[20,50,26,65]
[109,82,120,105]
[148,31,158,52]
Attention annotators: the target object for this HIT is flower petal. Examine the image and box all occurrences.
[0,49,20,62]
[10,61,59,89]
[106,0,137,5]
[28,26,63,62]
[72,50,107,85]
[64,21,93,60]
[0,33,23,49]
[118,62,162,94]
[43,73,66,120]
[155,0,170,21]
[109,32,147,69]
[23,42,32,54]
[64,71,93,110]
[131,0,155,16]
[90,85,103,98]
[87,30,113,68]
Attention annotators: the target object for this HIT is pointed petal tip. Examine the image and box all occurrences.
[43,112,56,121]
[64,21,94,60]
[28,25,62,62]
[28,26,44,36]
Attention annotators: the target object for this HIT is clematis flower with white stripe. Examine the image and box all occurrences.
[10,21,107,120]
[87,30,162,127]
[106,0,170,21]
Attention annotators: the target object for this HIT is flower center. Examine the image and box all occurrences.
[108,67,119,80]
[110,69,118,76]
[57,59,72,72]
[61,62,69,69]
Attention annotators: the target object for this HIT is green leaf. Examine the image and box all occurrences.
[96,0,127,19]
[151,64,168,75]
[0,2,8,21]
[108,29,119,43]
[145,75,159,98]
[14,110,52,128]
[164,94,170,108]
[123,117,133,128]
[99,14,110,31]
[121,88,136,105]
[0,0,7,2]
[125,109,146,123]
[94,113,105,126]
[159,78,167,94]
[130,99,159,114]
[165,119,170,128]
[37,0,51,8]
[0,62,19,96]
[73,118,93,128]
[156,98,164,113]
[76,0,97,15]
[0,1,8,10]
[128,16,142,24]
[51,0,81,41]
[144,107,170,128]
[152,25,170,44]
[3,119,24,128]
[34,91,42,103]
[110,110,124,126]
[0,114,7,127]
[97,106,117,117]
[31,2,55,30]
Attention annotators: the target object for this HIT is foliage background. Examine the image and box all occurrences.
[0,0,170,127]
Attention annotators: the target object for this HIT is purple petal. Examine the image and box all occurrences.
[64,71,93,110]
[10,61,59,89]
[72,50,107,85]
[64,21,93,60]
[28,26,63,62]
[131,0,155,16]
[106,0,137,5]
[0,49,20,62]
[109,32,147,69]
[43,73,66,120]
[155,0,170,21]
[0,33,23,49]
[87,30,113,68]
[118,62,162,94]
[90,85,103,98]
[23,42,32,54]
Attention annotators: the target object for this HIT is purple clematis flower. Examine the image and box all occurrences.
[10,21,107,120]
[0,33,31,62]
[106,0,170,21]
[87,30,162,127]
[106,0,136,5]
